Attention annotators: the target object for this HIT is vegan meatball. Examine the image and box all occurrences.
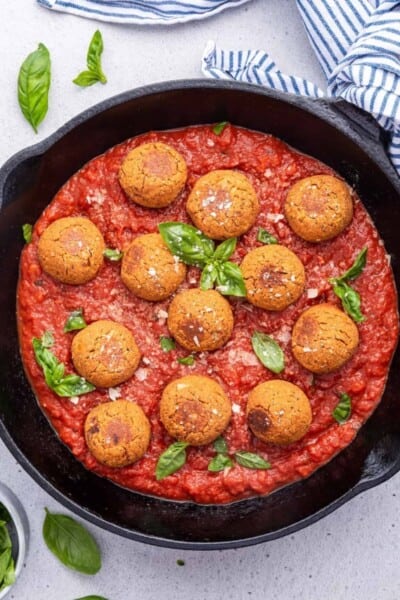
[85,400,151,467]
[284,174,353,242]
[37,216,105,285]
[241,245,305,311]
[160,375,231,446]
[246,380,312,446]
[118,142,188,208]
[121,233,186,301]
[291,303,359,374]
[167,289,234,352]
[186,170,259,239]
[71,320,141,388]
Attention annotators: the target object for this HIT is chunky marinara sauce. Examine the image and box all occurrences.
[17,125,399,504]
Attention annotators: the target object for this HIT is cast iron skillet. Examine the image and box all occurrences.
[0,80,399,550]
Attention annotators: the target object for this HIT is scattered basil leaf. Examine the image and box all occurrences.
[18,43,51,133]
[213,436,228,454]
[159,222,214,267]
[251,332,284,374]
[256,227,278,245]
[176,559,185,567]
[200,263,218,290]
[213,238,237,262]
[208,454,234,472]
[73,30,107,87]
[215,261,246,297]
[234,451,271,470]
[160,336,175,352]
[155,441,189,480]
[332,392,352,424]
[22,223,32,243]
[337,248,368,282]
[33,332,95,397]
[64,309,87,333]
[330,280,364,323]
[177,355,195,366]
[74,596,108,600]
[213,121,228,135]
[43,508,101,575]
[103,248,123,261]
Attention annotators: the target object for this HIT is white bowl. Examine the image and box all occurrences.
[0,483,29,599]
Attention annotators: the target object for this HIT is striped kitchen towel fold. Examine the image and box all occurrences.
[37,0,251,25]
[202,0,400,177]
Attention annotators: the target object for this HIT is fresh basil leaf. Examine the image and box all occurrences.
[234,451,271,470]
[331,279,365,323]
[213,238,237,261]
[177,355,195,366]
[64,309,87,333]
[53,375,95,398]
[251,332,284,374]
[160,336,175,352]
[200,263,218,290]
[208,454,233,472]
[159,222,215,267]
[103,248,123,261]
[0,504,11,525]
[42,330,54,348]
[336,247,368,282]
[22,223,32,243]
[43,509,101,575]
[216,261,246,297]
[74,596,108,600]
[256,228,278,245]
[155,441,189,480]
[213,436,228,454]
[18,43,51,133]
[332,392,352,424]
[73,30,107,87]
[213,121,228,135]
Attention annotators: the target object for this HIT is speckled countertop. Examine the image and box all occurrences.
[1,1,399,598]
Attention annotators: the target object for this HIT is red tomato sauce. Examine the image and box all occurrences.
[17,124,399,504]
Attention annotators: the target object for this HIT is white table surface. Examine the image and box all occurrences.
[1,1,399,599]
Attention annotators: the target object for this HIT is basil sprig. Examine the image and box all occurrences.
[18,43,51,133]
[73,30,107,87]
[160,336,175,352]
[43,509,101,575]
[0,505,15,592]
[234,451,271,470]
[332,392,352,424]
[213,121,228,135]
[156,441,189,480]
[257,228,278,245]
[33,331,95,397]
[329,247,367,323]
[22,223,32,243]
[159,222,246,296]
[251,332,285,374]
[64,309,87,333]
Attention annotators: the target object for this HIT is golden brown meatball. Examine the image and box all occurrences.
[85,400,150,467]
[167,289,234,352]
[241,245,305,311]
[118,142,188,208]
[292,303,359,374]
[38,217,105,285]
[246,380,312,445]
[284,174,353,242]
[121,233,186,302]
[71,320,141,388]
[186,170,259,240]
[160,375,231,446]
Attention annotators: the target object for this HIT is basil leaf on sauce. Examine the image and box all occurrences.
[212,121,228,135]
[177,355,195,366]
[215,261,246,297]
[234,451,271,470]
[200,263,218,290]
[103,248,123,261]
[213,237,237,262]
[332,392,352,424]
[213,436,228,454]
[159,222,215,267]
[160,336,175,352]
[330,280,364,323]
[33,332,95,397]
[256,228,278,245]
[251,332,284,374]
[18,43,51,133]
[64,309,87,333]
[155,441,189,480]
[22,223,32,243]
[337,247,368,282]
[43,509,101,575]
[208,454,233,472]
[73,30,107,87]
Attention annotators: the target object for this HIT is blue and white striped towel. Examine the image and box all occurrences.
[202,0,400,177]
[37,0,251,25]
